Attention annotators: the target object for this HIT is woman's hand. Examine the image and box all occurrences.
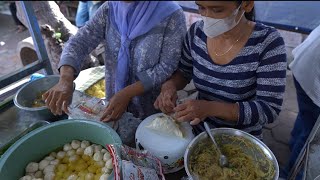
[154,81,178,114]
[174,100,211,125]
[100,90,132,122]
[42,80,74,115]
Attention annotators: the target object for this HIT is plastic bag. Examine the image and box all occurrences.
[108,144,165,180]
[68,90,118,130]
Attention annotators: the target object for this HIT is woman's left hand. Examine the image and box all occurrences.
[174,100,210,125]
[100,91,131,122]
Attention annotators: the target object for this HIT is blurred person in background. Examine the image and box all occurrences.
[75,1,104,28]
[9,2,26,33]
[280,24,320,180]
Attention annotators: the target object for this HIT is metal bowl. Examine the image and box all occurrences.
[184,128,279,180]
[13,75,61,121]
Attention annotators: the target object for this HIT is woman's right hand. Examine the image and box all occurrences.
[154,81,178,114]
[42,79,74,115]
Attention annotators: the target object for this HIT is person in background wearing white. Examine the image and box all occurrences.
[280,24,320,180]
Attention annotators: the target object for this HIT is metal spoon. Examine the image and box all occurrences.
[203,122,228,167]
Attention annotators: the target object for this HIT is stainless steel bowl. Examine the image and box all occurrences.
[184,128,279,180]
[13,75,61,121]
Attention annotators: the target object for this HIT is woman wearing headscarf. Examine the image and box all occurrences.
[43,1,186,121]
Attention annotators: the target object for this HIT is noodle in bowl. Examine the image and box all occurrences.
[184,128,279,180]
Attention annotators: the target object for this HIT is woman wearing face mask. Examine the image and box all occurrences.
[154,1,287,139]
[43,2,186,121]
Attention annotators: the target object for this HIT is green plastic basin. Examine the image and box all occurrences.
[0,119,122,180]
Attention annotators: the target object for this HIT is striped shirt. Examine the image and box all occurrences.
[179,21,287,139]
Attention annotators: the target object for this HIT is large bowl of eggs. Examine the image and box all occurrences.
[0,119,122,180]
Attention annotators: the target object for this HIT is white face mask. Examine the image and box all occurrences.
[202,5,244,38]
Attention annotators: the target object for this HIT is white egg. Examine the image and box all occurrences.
[19,175,32,180]
[80,140,90,149]
[43,172,55,180]
[99,174,109,180]
[67,149,76,157]
[43,165,55,175]
[103,152,111,162]
[93,152,103,162]
[84,146,94,157]
[25,173,35,178]
[56,151,66,159]
[39,159,50,170]
[34,170,43,178]
[63,143,72,152]
[76,147,84,155]
[49,152,57,158]
[93,145,103,153]
[44,156,55,161]
[25,162,39,173]
[105,159,113,169]
[67,174,78,180]
[101,149,108,154]
[85,173,94,180]
[71,140,81,150]
[69,155,79,162]
[101,167,108,174]
[50,159,60,165]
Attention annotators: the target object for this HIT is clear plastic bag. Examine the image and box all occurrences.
[108,144,165,180]
[68,90,118,130]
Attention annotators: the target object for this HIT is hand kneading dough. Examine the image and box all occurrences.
[146,114,184,138]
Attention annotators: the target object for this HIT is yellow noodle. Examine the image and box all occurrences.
[189,137,275,180]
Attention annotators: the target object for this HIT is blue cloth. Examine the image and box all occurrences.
[179,22,287,139]
[280,77,320,180]
[29,73,45,82]
[108,1,181,92]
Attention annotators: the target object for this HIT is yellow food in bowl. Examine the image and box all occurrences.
[32,91,46,108]
[189,138,274,180]
[85,79,106,99]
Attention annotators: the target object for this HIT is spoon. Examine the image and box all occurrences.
[203,122,228,167]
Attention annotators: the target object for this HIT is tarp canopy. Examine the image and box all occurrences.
[177,1,320,34]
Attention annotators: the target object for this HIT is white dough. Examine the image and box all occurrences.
[145,114,184,138]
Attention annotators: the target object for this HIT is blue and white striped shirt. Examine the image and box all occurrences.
[179,21,287,139]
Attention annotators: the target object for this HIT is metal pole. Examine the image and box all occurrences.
[288,115,320,180]
[20,1,53,75]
